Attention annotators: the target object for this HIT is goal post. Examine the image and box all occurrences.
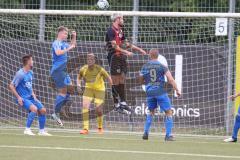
[0,9,238,136]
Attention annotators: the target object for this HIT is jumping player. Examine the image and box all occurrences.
[105,13,146,114]
[50,26,76,126]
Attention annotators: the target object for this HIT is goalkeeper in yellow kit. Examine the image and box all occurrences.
[77,53,112,134]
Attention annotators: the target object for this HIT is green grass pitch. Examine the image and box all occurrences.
[0,129,240,160]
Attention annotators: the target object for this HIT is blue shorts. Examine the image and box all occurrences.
[147,93,172,112]
[17,96,44,111]
[50,66,71,89]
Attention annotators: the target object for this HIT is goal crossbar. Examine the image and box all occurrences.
[0,9,240,18]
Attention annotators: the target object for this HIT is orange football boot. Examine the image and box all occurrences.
[80,129,89,135]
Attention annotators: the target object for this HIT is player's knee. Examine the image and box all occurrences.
[96,106,103,115]
[83,101,90,108]
[39,108,46,115]
[30,105,38,113]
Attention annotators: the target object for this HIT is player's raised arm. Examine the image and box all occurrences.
[54,27,76,56]
[165,70,181,97]
[70,30,77,46]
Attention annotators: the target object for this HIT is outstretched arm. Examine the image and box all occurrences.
[111,40,134,56]
[125,42,146,55]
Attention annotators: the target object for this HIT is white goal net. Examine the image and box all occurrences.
[0,10,238,136]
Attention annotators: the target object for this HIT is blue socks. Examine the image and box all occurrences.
[144,114,153,134]
[26,112,36,128]
[54,93,70,113]
[26,112,46,130]
[38,114,46,130]
[144,114,173,137]
[165,116,173,137]
[232,115,240,140]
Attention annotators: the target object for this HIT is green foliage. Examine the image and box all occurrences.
[0,0,239,43]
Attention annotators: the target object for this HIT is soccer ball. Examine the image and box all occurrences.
[97,0,109,10]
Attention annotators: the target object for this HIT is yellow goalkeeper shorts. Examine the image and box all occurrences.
[83,88,105,105]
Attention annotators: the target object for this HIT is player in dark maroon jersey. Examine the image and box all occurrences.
[105,13,147,114]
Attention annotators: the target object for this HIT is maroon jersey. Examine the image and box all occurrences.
[105,26,126,58]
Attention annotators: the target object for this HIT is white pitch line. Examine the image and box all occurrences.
[0,145,239,159]
[0,132,236,145]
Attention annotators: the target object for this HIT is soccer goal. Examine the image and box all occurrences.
[0,9,239,136]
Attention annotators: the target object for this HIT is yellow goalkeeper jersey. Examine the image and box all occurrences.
[79,64,109,91]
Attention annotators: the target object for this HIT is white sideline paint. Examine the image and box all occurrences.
[0,145,239,159]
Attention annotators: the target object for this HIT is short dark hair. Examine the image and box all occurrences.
[57,26,68,33]
[22,54,32,66]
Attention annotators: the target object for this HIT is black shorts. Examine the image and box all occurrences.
[108,54,128,75]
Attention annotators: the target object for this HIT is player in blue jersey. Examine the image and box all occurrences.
[9,55,51,136]
[50,26,76,127]
[224,93,240,142]
[139,49,181,141]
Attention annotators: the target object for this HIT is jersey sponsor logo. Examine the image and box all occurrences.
[25,81,32,89]
[24,77,32,89]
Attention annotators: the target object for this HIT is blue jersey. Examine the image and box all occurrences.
[51,40,69,73]
[11,68,33,99]
[141,60,168,97]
